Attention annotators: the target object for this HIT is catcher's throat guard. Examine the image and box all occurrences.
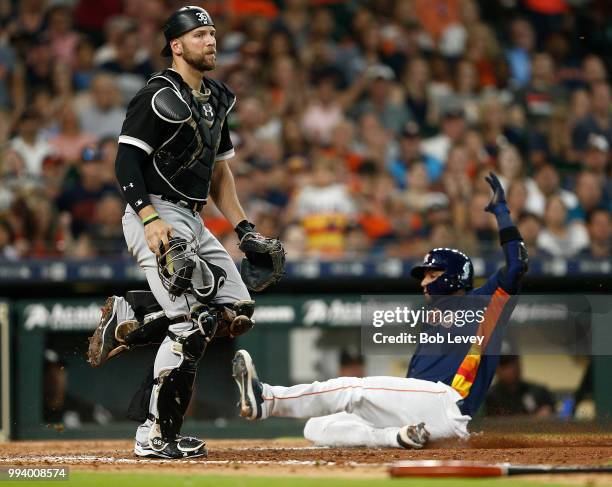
[157,237,196,299]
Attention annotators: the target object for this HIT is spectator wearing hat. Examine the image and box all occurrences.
[581,133,610,184]
[87,193,126,256]
[350,63,412,135]
[56,146,118,237]
[421,104,467,163]
[387,121,443,189]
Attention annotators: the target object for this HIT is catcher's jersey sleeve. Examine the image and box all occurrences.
[216,121,234,161]
[118,85,175,155]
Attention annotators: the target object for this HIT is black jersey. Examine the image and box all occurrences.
[116,69,235,209]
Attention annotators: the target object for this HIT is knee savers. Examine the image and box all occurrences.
[123,290,255,346]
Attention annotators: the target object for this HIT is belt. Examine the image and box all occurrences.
[156,195,205,213]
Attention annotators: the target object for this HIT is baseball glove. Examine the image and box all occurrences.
[238,232,286,292]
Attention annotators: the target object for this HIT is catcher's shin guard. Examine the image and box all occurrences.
[148,311,217,447]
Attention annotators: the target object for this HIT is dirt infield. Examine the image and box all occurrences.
[1,434,612,480]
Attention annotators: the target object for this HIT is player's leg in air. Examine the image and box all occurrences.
[232,349,469,449]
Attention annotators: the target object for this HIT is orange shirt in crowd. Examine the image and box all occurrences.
[414,0,460,39]
[302,213,350,256]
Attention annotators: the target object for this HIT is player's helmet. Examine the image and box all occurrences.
[157,236,197,300]
[410,248,474,295]
[161,6,215,57]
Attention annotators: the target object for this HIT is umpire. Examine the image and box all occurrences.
[108,6,283,459]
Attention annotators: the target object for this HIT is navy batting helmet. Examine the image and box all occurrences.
[410,248,474,295]
[161,6,215,57]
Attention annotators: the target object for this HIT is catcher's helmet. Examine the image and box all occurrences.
[410,248,473,295]
[157,236,196,299]
[161,6,215,57]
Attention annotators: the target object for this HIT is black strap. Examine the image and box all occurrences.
[169,315,191,325]
[158,194,205,213]
[499,226,522,245]
[143,215,160,226]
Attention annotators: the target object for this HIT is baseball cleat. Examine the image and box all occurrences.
[87,296,139,367]
[134,436,207,459]
[232,349,263,420]
[397,422,430,449]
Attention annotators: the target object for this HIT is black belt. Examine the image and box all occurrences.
[157,195,205,213]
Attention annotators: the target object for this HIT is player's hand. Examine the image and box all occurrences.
[145,218,173,257]
[484,171,507,214]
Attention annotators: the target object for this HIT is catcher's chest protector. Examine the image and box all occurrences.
[146,69,236,201]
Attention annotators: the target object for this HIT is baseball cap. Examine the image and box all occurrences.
[81,146,103,162]
[442,105,465,119]
[587,133,609,152]
[401,121,421,138]
[365,64,395,81]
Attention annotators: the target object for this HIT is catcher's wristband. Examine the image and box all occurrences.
[235,220,256,240]
[142,212,160,226]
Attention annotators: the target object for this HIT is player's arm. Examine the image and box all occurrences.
[209,159,248,227]
[483,172,529,294]
[209,120,251,233]
[116,87,175,255]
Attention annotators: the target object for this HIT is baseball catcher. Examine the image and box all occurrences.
[87,6,284,459]
[232,172,528,449]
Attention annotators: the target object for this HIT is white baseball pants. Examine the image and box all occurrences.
[261,376,470,447]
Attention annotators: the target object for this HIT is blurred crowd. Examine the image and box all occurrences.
[0,0,610,261]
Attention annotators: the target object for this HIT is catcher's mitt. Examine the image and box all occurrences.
[238,232,285,292]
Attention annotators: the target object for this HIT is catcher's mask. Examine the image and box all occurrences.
[157,236,197,300]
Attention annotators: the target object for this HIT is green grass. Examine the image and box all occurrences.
[7,471,591,487]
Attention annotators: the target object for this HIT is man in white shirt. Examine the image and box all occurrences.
[9,109,54,176]
[421,106,467,163]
